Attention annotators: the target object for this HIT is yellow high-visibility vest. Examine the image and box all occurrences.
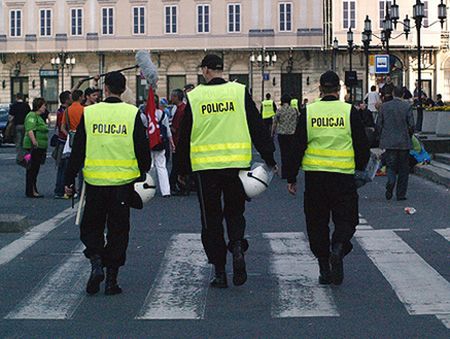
[187,82,252,171]
[291,98,299,110]
[83,102,140,186]
[302,100,355,174]
[261,99,275,119]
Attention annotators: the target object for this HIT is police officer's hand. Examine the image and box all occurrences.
[178,175,186,186]
[65,185,74,197]
[287,183,297,196]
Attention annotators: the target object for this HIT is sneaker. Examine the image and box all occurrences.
[54,194,69,200]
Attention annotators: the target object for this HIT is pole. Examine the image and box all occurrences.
[416,21,423,131]
[365,45,370,94]
[349,47,353,102]
[333,49,336,71]
[261,49,265,103]
[61,64,64,92]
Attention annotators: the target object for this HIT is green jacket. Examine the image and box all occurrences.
[23,112,48,149]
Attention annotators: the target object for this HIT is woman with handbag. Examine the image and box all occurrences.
[23,98,48,198]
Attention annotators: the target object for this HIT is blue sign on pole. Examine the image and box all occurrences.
[375,55,390,74]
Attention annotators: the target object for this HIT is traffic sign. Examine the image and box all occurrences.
[375,55,390,74]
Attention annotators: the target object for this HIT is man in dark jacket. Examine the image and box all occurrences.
[377,86,415,201]
[9,93,31,164]
[286,71,370,286]
[177,54,276,288]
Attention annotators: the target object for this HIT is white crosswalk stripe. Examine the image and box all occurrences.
[355,229,450,329]
[263,232,339,318]
[2,228,449,326]
[5,244,89,320]
[435,228,450,242]
[136,233,210,320]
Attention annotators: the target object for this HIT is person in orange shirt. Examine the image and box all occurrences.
[61,90,85,135]
[61,89,85,193]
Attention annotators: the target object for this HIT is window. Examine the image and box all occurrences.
[71,8,83,36]
[343,0,356,29]
[40,9,52,36]
[167,75,186,99]
[133,6,145,35]
[228,3,241,33]
[424,0,429,26]
[165,6,177,34]
[279,3,292,32]
[379,1,392,28]
[197,4,210,33]
[102,7,114,35]
[10,10,22,37]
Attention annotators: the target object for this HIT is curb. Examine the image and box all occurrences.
[0,214,29,233]
[414,162,450,189]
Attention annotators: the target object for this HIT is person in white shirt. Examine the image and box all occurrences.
[364,85,382,123]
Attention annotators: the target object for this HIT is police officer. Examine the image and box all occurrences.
[290,96,299,110]
[286,71,369,285]
[260,93,277,134]
[65,72,150,295]
[177,54,276,288]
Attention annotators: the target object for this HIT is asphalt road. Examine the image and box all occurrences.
[0,144,449,338]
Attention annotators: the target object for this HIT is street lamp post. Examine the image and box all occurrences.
[249,49,277,102]
[332,37,339,72]
[347,27,354,102]
[50,52,76,91]
[363,15,372,95]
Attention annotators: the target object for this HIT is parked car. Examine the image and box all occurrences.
[0,104,12,146]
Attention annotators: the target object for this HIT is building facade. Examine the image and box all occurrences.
[0,0,326,110]
[330,0,450,102]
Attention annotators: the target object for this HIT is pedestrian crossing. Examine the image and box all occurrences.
[0,225,449,329]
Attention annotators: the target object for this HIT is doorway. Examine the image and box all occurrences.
[281,73,302,102]
[10,77,29,103]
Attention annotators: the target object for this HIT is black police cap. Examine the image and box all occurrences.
[320,71,340,88]
[199,54,224,70]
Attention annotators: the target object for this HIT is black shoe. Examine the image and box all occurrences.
[86,255,105,295]
[105,267,122,295]
[385,190,393,200]
[318,258,332,285]
[232,241,247,286]
[330,243,344,285]
[210,269,228,288]
[397,196,407,201]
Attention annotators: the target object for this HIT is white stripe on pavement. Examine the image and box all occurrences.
[136,233,210,320]
[436,314,450,329]
[355,230,450,316]
[5,244,89,320]
[435,228,450,242]
[263,232,339,318]
[359,218,368,224]
[0,206,77,267]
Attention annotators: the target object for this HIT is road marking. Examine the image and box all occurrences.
[5,244,89,320]
[436,314,450,329]
[0,206,77,267]
[136,233,210,320]
[359,218,368,224]
[263,232,339,318]
[356,225,373,230]
[355,230,450,317]
[435,228,450,242]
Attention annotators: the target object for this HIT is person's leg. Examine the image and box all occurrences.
[80,185,108,294]
[54,143,67,197]
[330,175,359,285]
[26,149,43,196]
[223,174,248,286]
[304,176,332,284]
[169,152,180,192]
[278,134,290,179]
[15,125,25,163]
[385,150,398,200]
[154,150,171,196]
[396,150,410,200]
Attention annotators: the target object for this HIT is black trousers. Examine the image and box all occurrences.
[169,151,180,191]
[263,118,273,136]
[196,170,247,268]
[278,134,295,179]
[25,148,46,196]
[303,172,359,259]
[80,184,131,268]
[385,149,410,199]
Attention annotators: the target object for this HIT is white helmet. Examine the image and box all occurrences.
[133,173,156,208]
[239,165,271,199]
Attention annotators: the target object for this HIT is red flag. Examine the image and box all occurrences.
[145,87,162,149]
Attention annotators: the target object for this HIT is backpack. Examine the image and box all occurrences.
[151,110,168,151]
